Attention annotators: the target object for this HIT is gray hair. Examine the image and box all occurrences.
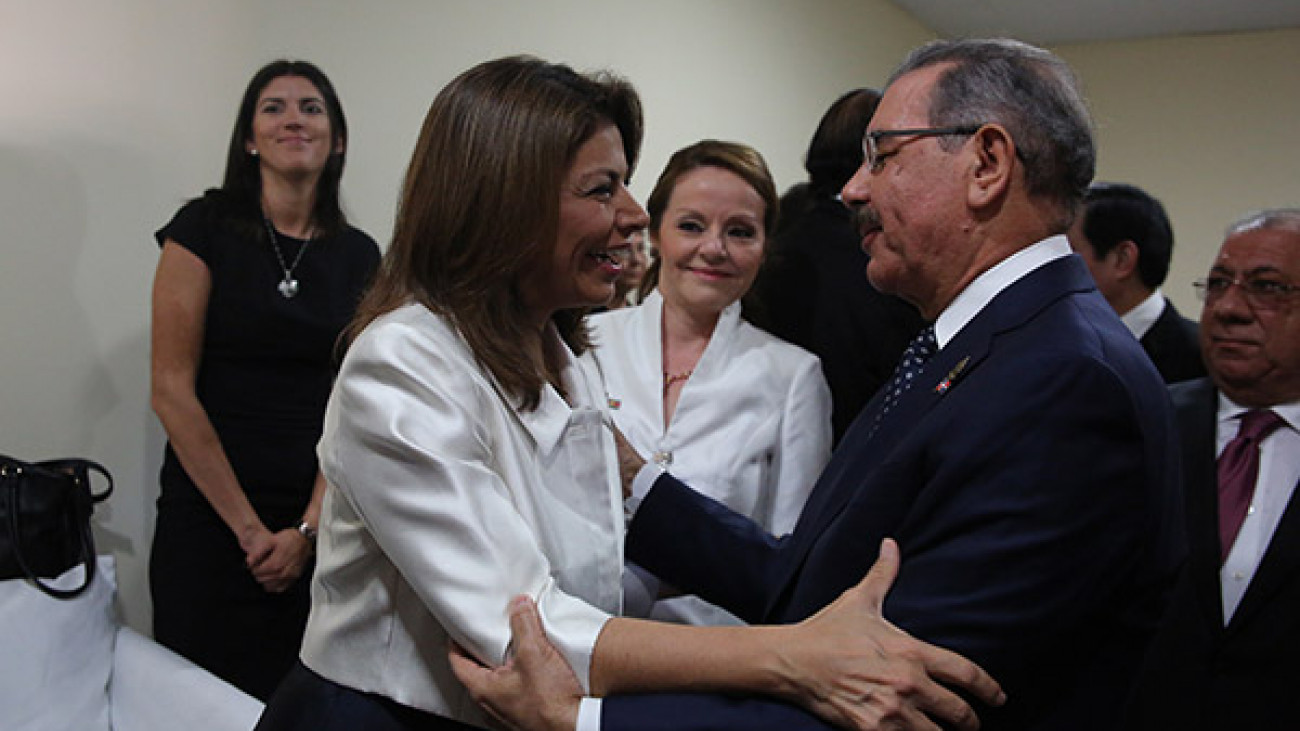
[1226,208,1300,237]
[890,38,1095,228]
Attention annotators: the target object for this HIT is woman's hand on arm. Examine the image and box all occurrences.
[591,538,1002,729]
[452,538,1003,731]
[151,240,270,557]
[770,539,1004,730]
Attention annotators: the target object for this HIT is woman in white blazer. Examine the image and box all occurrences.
[252,57,977,731]
[588,141,833,626]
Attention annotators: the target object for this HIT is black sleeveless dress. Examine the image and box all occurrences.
[149,195,380,700]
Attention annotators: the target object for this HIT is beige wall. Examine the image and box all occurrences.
[1055,28,1300,315]
[0,0,930,633]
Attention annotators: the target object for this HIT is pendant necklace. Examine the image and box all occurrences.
[663,369,693,393]
[263,215,311,298]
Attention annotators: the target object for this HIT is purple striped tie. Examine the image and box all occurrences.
[1218,409,1284,563]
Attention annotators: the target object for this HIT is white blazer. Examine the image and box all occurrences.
[588,290,832,625]
[301,303,623,725]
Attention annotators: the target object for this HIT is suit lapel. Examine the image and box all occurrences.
[771,256,1090,595]
[1170,378,1228,628]
[1140,300,1176,354]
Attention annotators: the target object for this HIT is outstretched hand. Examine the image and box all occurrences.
[449,596,583,731]
[778,538,1005,730]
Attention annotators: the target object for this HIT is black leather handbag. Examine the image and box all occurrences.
[1,454,113,598]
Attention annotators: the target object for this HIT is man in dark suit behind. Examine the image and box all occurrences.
[455,39,1184,731]
[1125,209,1300,730]
[745,88,924,444]
[1068,181,1206,383]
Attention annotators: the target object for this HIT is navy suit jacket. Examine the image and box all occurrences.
[1125,378,1300,730]
[606,255,1184,730]
[1140,299,1205,384]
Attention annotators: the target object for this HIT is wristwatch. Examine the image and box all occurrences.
[297,521,318,547]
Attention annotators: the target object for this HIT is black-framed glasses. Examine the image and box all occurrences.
[863,125,983,172]
[1193,275,1300,311]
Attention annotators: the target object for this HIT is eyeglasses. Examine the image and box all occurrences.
[1193,275,1300,311]
[863,125,983,173]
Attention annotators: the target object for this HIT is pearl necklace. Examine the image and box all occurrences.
[262,216,312,298]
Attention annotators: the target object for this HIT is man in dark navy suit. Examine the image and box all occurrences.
[455,38,1184,731]
[1125,209,1300,730]
[1068,181,1206,383]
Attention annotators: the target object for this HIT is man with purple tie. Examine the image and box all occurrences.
[1126,209,1300,730]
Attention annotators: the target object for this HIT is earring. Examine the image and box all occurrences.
[249,148,259,157]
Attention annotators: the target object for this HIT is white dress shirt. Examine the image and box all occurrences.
[1120,289,1166,340]
[588,290,832,626]
[301,303,623,726]
[1217,395,1300,622]
[933,235,1072,348]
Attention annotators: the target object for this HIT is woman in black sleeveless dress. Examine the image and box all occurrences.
[148,59,379,700]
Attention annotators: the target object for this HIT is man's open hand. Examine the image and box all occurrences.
[777,538,1006,730]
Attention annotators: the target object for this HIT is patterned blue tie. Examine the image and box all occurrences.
[870,326,938,438]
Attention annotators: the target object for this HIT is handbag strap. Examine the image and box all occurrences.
[1,455,112,599]
[37,458,114,502]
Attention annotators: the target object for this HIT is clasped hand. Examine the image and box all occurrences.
[242,525,311,593]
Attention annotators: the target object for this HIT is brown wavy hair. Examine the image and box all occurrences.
[348,55,642,410]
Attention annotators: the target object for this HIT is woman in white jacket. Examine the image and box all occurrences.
[588,141,833,626]
[252,57,992,731]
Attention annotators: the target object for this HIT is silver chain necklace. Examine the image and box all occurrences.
[262,216,311,298]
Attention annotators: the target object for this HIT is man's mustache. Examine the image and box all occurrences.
[853,205,882,234]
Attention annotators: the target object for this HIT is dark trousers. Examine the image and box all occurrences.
[151,501,311,701]
[256,661,483,731]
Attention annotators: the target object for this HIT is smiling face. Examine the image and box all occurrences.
[839,65,976,320]
[519,124,649,320]
[245,75,340,183]
[654,165,767,319]
[1200,225,1300,407]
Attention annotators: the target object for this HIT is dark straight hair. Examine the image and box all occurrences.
[207,59,349,237]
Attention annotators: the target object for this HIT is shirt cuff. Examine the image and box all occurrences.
[577,697,603,731]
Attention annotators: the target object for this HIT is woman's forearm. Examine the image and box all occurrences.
[302,470,328,527]
[151,240,267,550]
[153,384,265,545]
[589,616,795,698]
